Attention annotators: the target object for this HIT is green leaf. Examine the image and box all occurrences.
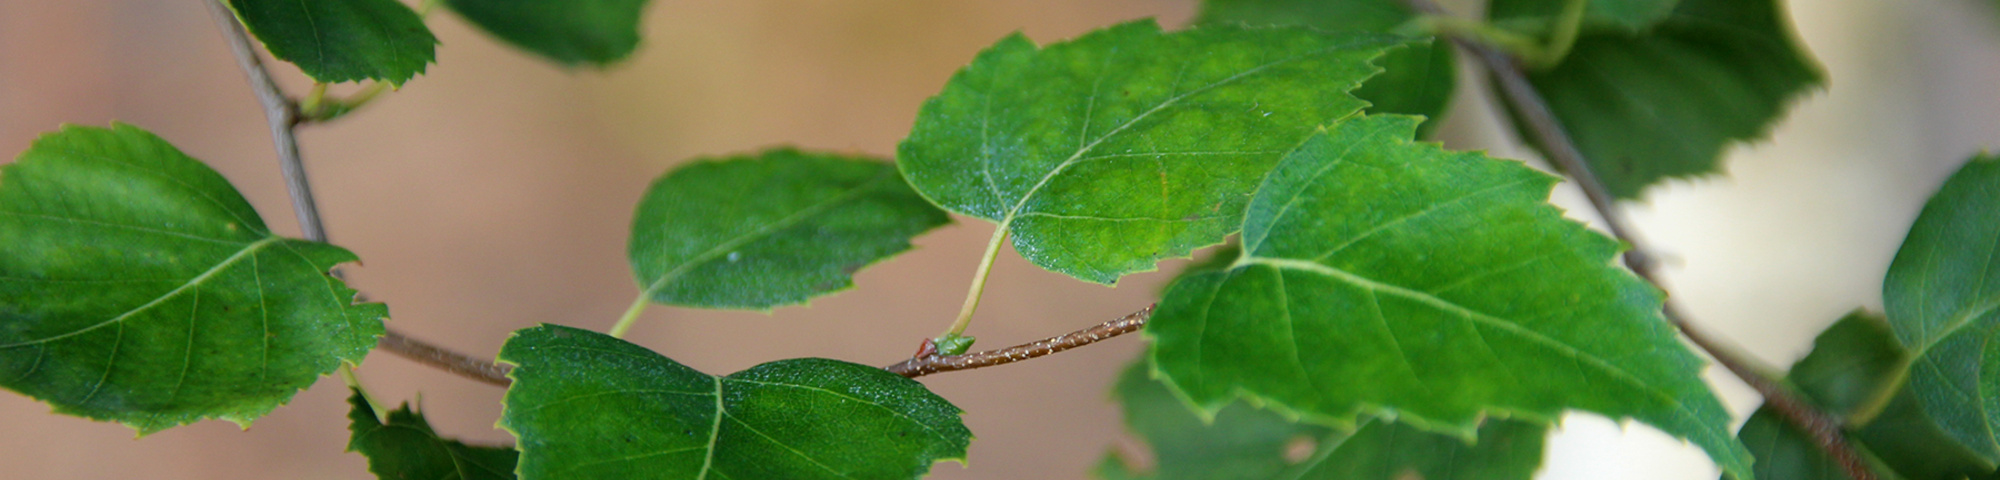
[898,20,1405,284]
[1496,0,1823,199]
[0,124,386,433]
[629,148,949,310]
[1102,361,1545,480]
[1883,153,2000,465]
[1193,0,1457,138]
[227,0,437,85]
[497,325,971,480]
[1488,0,1680,33]
[347,389,519,480]
[1145,114,1750,477]
[1730,311,1994,480]
[445,0,651,66]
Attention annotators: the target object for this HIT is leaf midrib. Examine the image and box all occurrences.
[0,236,283,349]
[638,170,896,299]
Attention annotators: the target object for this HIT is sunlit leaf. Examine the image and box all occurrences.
[1146,114,1750,477]
[1883,152,2000,465]
[0,124,386,433]
[445,0,652,66]
[498,325,971,480]
[629,149,949,310]
[1495,0,1823,199]
[347,389,519,480]
[227,0,436,85]
[899,19,1404,284]
[1193,0,1456,138]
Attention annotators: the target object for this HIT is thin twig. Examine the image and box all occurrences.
[888,305,1153,378]
[378,331,513,386]
[205,0,513,389]
[1399,1,1878,478]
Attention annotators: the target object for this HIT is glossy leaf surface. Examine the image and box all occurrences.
[1498,0,1823,199]
[899,20,1403,284]
[445,0,651,66]
[1884,153,2000,464]
[629,149,949,310]
[0,124,386,433]
[1193,0,1456,138]
[347,389,519,480]
[1101,362,1544,480]
[1146,115,1749,476]
[498,325,971,480]
[227,0,436,85]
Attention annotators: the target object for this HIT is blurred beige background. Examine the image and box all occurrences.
[1,1,1996,478]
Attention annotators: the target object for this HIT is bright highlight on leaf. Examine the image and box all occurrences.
[497,325,972,480]
[1145,114,1751,477]
[899,19,1406,285]
[628,148,948,310]
[446,0,652,66]
[1099,362,1545,480]
[1883,152,2000,466]
[1194,0,1457,138]
[347,389,519,480]
[1496,0,1824,199]
[0,124,386,434]
[227,0,437,85]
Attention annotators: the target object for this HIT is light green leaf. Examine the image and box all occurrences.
[1496,0,1823,199]
[1884,153,2000,465]
[0,124,386,434]
[227,0,436,85]
[1101,361,1545,480]
[497,325,971,480]
[1146,115,1750,477]
[1488,0,1680,33]
[1193,0,1457,138]
[347,389,519,480]
[629,148,949,310]
[445,0,651,66]
[899,20,1405,284]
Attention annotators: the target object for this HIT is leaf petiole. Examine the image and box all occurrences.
[939,227,1008,342]
[608,294,650,339]
[338,364,390,423]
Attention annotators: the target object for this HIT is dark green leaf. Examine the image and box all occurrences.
[1103,361,1545,480]
[227,0,436,85]
[899,20,1404,284]
[629,148,949,310]
[1730,311,1994,480]
[1193,0,1457,138]
[1883,153,2000,465]
[1496,0,1823,199]
[347,389,519,480]
[0,124,386,433]
[445,0,651,66]
[1146,114,1750,477]
[1488,0,1680,33]
[498,325,971,480]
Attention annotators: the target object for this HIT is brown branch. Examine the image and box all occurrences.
[887,305,1153,378]
[205,0,512,389]
[1398,1,1877,478]
[378,331,513,387]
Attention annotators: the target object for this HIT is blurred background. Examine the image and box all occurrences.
[1,0,1996,478]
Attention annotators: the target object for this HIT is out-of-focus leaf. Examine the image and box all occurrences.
[629,149,949,310]
[0,124,386,433]
[1883,153,2000,465]
[497,325,971,480]
[1495,0,1823,199]
[1193,0,1456,138]
[445,0,651,66]
[347,389,518,480]
[1146,114,1749,477]
[227,0,436,85]
[899,20,1403,284]
[1488,0,1680,32]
